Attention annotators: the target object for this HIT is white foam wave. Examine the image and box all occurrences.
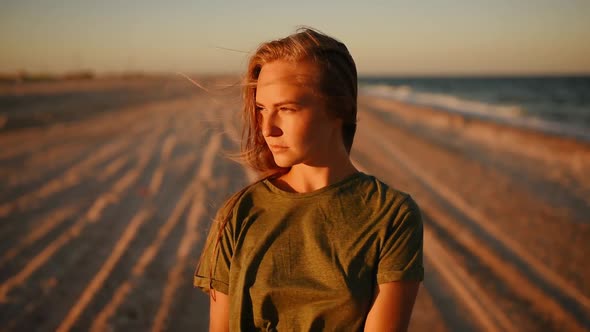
[361,84,524,119]
[361,84,590,143]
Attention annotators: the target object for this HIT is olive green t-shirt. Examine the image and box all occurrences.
[194,171,424,331]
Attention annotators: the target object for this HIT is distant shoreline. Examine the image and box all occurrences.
[3,70,589,84]
[0,71,239,84]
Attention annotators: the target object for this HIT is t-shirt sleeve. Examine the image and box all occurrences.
[193,205,235,295]
[376,195,424,283]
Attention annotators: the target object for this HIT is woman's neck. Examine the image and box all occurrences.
[272,156,359,194]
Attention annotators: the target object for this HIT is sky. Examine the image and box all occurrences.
[1,0,589,76]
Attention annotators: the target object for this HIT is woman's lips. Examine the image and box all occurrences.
[269,144,288,152]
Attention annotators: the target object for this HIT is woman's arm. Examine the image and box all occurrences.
[364,281,420,332]
[209,290,230,332]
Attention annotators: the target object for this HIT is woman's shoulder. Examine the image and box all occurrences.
[214,180,269,219]
[361,173,420,214]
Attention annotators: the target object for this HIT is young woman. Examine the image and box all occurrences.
[194,27,424,331]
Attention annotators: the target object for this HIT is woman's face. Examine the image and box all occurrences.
[255,60,342,168]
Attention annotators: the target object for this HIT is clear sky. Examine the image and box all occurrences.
[1,0,589,76]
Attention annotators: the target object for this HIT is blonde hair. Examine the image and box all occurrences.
[243,26,358,176]
[197,27,358,298]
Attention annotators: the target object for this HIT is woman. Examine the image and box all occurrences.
[194,27,423,331]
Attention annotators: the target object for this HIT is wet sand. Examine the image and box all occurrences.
[0,76,588,331]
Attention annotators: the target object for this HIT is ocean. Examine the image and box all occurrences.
[359,75,590,142]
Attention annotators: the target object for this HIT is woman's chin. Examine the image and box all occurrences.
[273,159,293,168]
[272,155,297,168]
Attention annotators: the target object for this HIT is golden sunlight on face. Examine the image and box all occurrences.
[255,60,342,168]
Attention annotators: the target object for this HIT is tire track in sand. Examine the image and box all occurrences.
[0,104,162,194]
[0,95,185,161]
[0,101,186,208]
[1,125,173,331]
[52,132,183,332]
[0,148,140,268]
[0,123,149,218]
[0,142,87,193]
[150,132,221,332]
[147,134,177,195]
[0,203,81,268]
[88,133,221,332]
[0,108,179,249]
[55,209,154,332]
[0,141,157,303]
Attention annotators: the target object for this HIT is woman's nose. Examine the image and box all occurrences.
[262,114,282,137]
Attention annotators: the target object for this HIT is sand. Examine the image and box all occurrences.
[0,76,588,331]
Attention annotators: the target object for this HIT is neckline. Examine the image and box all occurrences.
[262,171,367,198]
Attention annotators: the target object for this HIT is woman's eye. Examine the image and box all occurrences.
[255,106,264,112]
[280,107,295,112]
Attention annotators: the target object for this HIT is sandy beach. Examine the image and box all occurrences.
[0,76,588,331]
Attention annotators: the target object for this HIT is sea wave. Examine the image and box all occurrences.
[360,83,590,143]
[361,84,524,118]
